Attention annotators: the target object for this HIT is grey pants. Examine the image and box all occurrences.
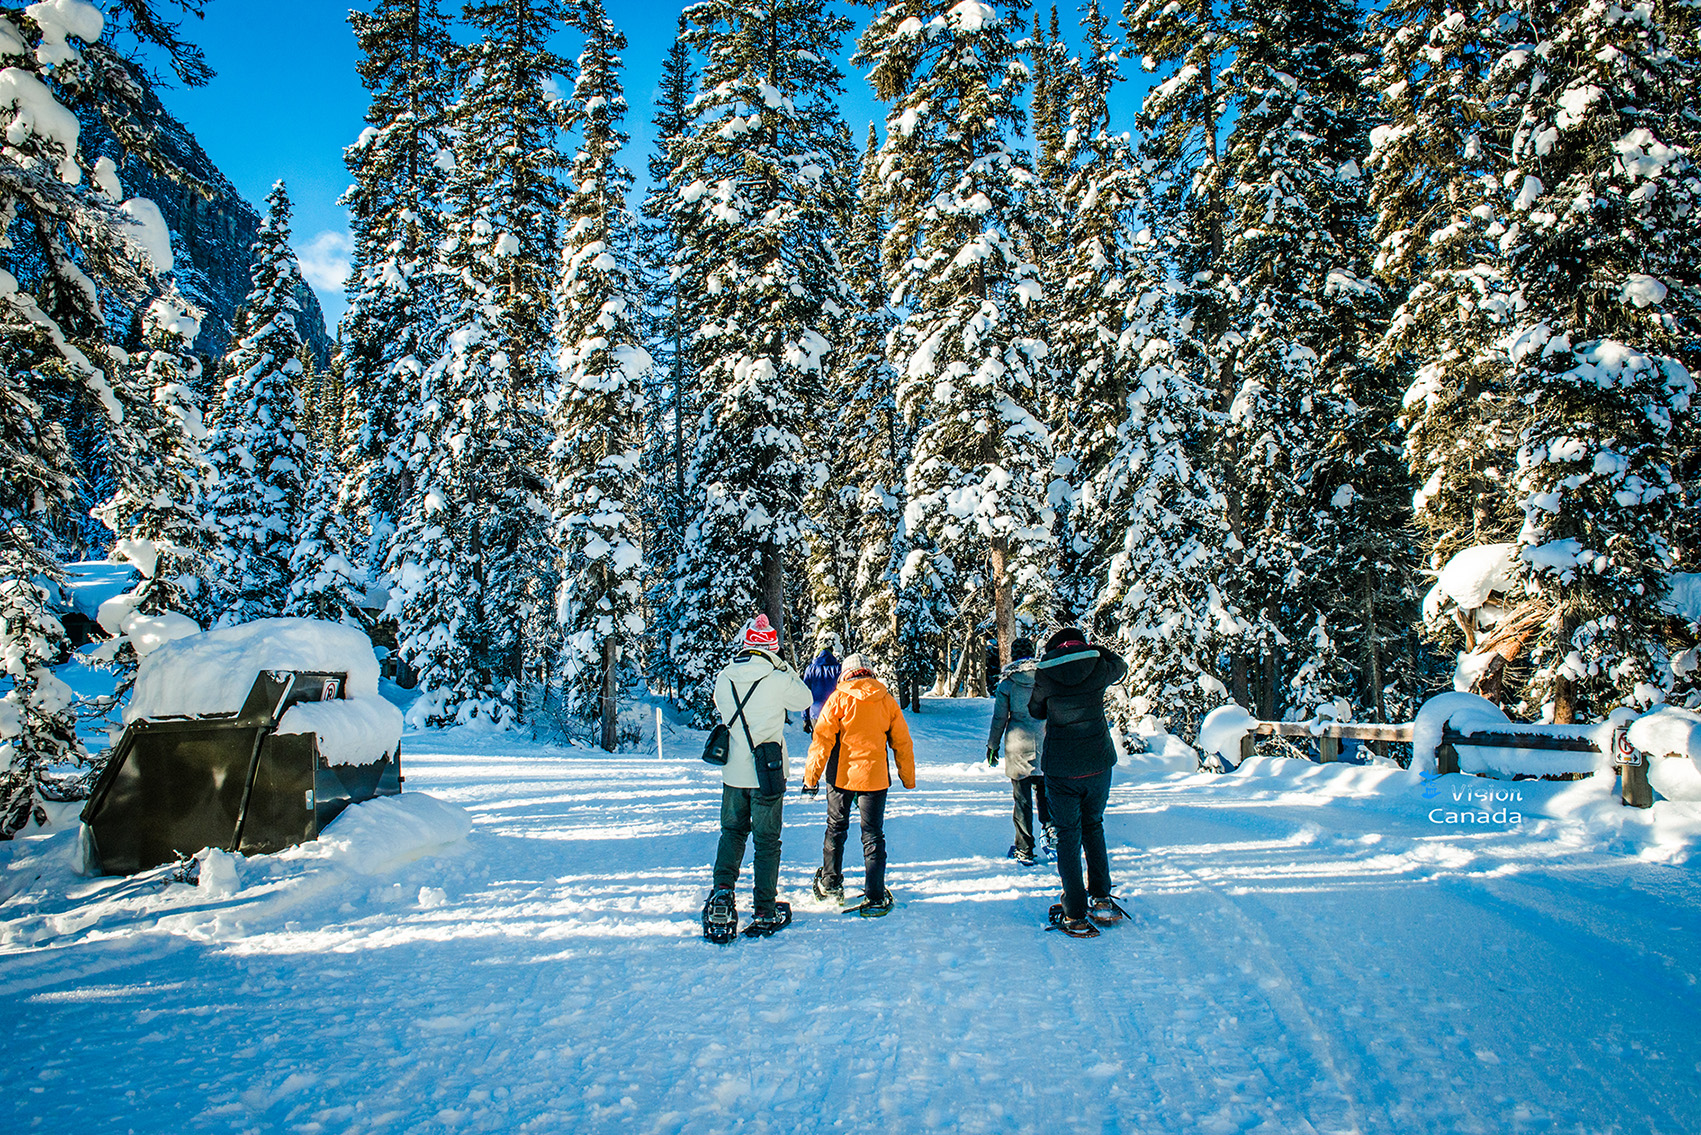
[713,785,785,914]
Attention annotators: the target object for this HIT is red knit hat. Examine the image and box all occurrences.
[742,615,779,650]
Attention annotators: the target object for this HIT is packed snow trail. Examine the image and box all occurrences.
[3,697,1699,1134]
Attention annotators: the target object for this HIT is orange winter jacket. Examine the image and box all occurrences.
[803,676,916,792]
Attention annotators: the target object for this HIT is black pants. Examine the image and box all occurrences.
[1046,770,1112,919]
[713,785,784,914]
[821,785,889,897]
[1011,774,1049,855]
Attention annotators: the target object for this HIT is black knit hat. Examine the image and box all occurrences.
[1011,636,1036,660]
[1044,626,1088,653]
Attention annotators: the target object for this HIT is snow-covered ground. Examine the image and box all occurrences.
[4,696,1700,1134]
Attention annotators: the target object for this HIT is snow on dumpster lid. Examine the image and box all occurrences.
[127,618,381,723]
[276,698,404,767]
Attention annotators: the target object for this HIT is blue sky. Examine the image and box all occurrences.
[154,2,1134,331]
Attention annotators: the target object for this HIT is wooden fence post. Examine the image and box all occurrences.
[1318,735,1340,764]
[1437,730,1459,776]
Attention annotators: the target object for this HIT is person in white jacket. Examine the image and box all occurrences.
[703,615,812,938]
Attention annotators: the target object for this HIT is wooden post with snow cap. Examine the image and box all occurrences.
[1615,729,1652,809]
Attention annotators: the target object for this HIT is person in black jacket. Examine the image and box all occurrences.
[1028,626,1129,938]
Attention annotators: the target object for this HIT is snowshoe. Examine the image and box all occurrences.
[1007,844,1037,867]
[742,901,792,938]
[1047,902,1101,939]
[702,887,738,944]
[1088,896,1130,926]
[847,888,894,918]
[812,867,844,904]
[1041,823,1057,853]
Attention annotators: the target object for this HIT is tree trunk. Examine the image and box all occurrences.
[989,535,1014,671]
[948,630,974,696]
[1363,563,1385,724]
[599,636,618,752]
[760,542,786,657]
[1552,601,1577,724]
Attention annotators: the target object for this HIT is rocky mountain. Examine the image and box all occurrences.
[79,65,337,370]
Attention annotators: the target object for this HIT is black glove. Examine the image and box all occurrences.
[986,745,999,767]
[801,783,819,797]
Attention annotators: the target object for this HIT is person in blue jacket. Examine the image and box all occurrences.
[801,643,841,733]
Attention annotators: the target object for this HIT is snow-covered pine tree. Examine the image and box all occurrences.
[1487,0,1699,721]
[0,1,212,833]
[387,0,566,727]
[1124,0,1259,699]
[547,0,649,751]
[99,289,213,624]
[339,0,453,578]
[285,459,367,626]
[202,181,309,627]
[0,333,83,837]
[1218,0,1413,722]
[1368,0,1531,693]
[665,0,856,720]
[636,15,696,701]
[857,0,1055,671]
[1047,1,1168,624]
[809,124,897,664]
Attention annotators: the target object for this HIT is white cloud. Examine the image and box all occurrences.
[297,229,353,292]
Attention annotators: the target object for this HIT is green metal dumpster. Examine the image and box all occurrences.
[81,668,402,875]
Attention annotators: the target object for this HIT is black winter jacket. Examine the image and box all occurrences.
[1028,645,1128,778]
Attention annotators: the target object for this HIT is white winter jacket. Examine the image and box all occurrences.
[712,650,813,790]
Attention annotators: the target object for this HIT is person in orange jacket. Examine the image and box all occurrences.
[801,653,916,915]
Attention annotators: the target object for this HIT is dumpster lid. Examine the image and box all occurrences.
[127,618,381,723]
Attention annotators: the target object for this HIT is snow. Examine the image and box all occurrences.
[1663,572,1701,624]
[1435,542,1516,609]
[24,0,102,67]
[3,696,1700,1132]
[946,1,994,32]
[1621,273,1667,309]
[0,64,80,179]
[126,618,382,722]
[1409,692,1508,774]
[118,197,173,272]
[1197,702,1256,768]
[276,697,404,767]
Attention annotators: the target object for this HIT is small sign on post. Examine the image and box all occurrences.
[1615,729,1652,809]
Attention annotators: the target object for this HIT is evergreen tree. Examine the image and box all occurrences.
[99,289,213,625]
[812,125,906,672]
[857,0,1054,672]
[1219,0,1412,721]
[1491,0,1698,720]
[286,460,368,626]
[665,0,856,720]
[548,0,650,750]
[1048,1,1167,622]
[636,16,696,701]
[0,2,210,832]
[202,182,309,626]
[387,0,567,726]
[1369,0,1530,699]
[339,0,454,574]
[1124,0,1253,699]
[0,335,83,837]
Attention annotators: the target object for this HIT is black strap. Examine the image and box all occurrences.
[728,676,766,758]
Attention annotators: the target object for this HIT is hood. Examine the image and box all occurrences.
[1036,647,1099,687]
[837,675,888,701]
[724,652,780,682]
[1002,658,1038,687]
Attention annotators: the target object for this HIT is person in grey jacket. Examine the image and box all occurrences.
[987,636,1050,865]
